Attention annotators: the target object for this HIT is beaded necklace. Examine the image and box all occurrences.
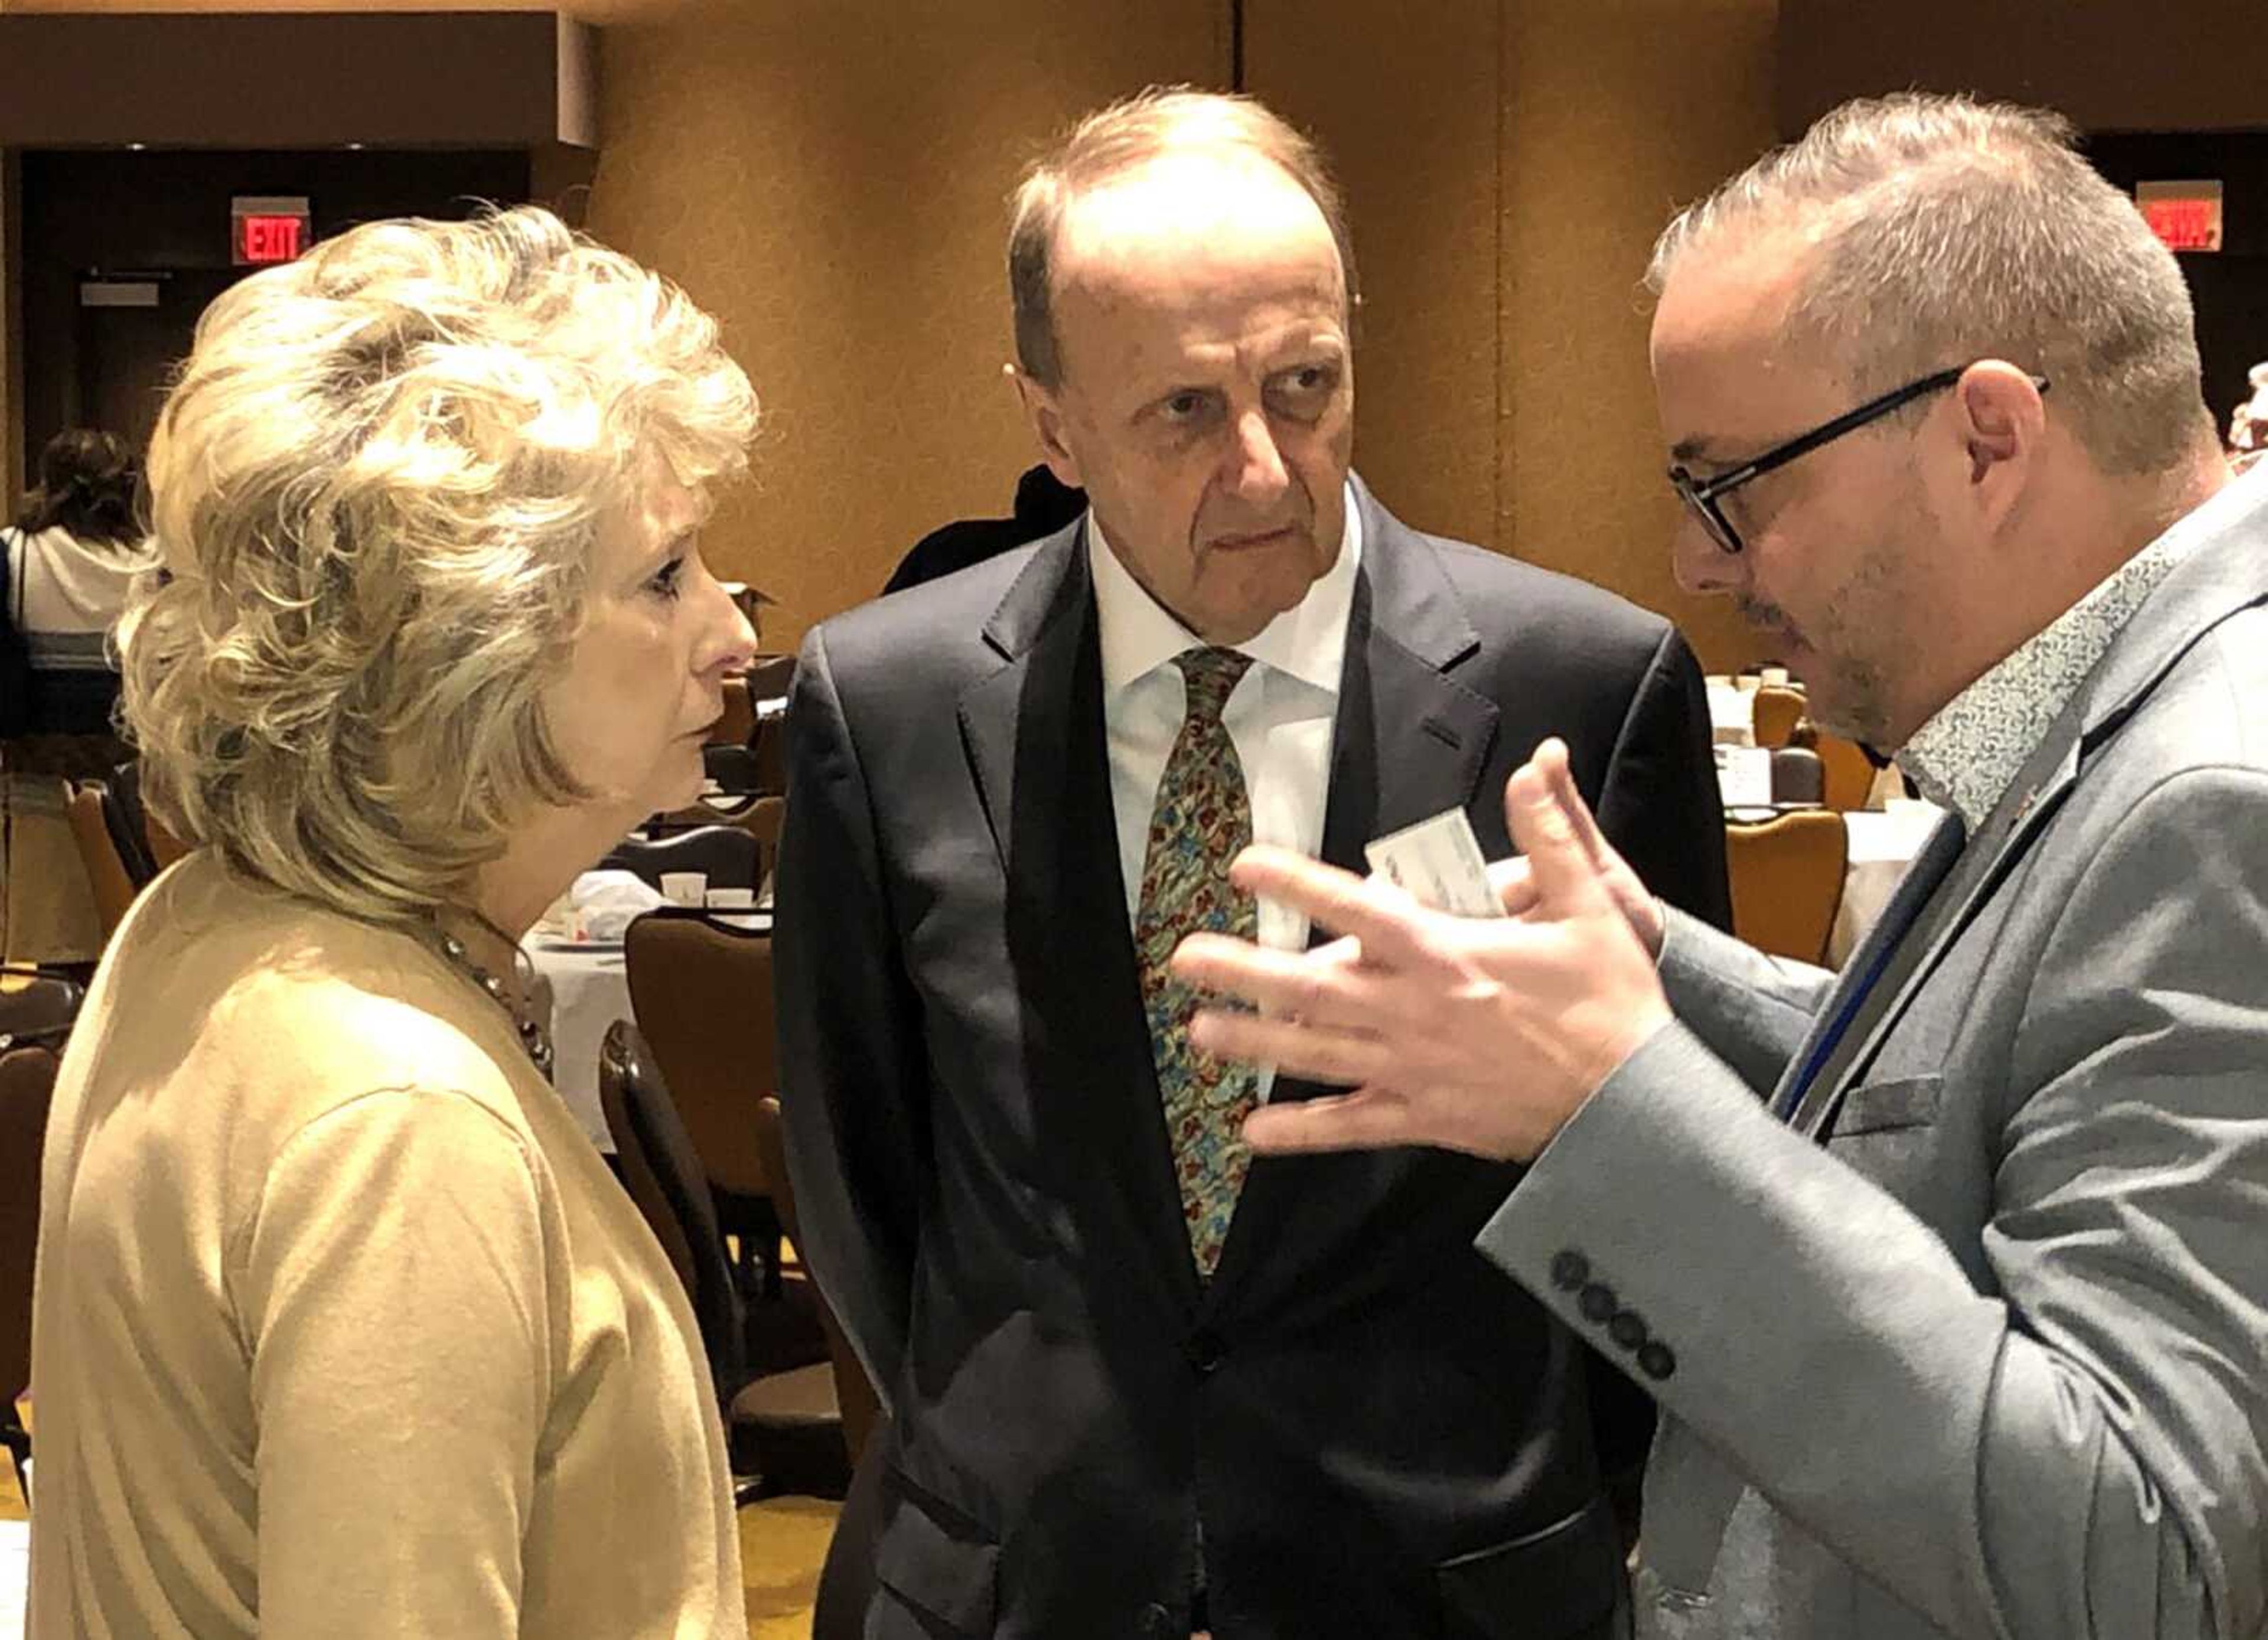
[425,911,556,1081]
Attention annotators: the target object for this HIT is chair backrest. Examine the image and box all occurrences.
[753,1094,881,1468]
[1725,808,1849,965]
[744,653,794,793]
[702,744,763,795]
[63,781,137,939]
[106,758,189,877]
[598,1020,750,1397]
[0,968,82,1046]
[601,825,761,892]
[1814,731,1876,812]
[741,795,786,884]
[97,770,159,888]
[715,675,757,748]
[624,911,776,1198]
[1750,685,1806,749]
[744,652,795,706]
[0,1042,60,1413]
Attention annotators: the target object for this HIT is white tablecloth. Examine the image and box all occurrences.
[1,1518,27,1640]
[1830,801,1944,966]
[526,941,630,1153]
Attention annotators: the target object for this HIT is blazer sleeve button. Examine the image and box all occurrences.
[1607,1309,1649,1350]
[1637,1341,1677,1381]
[1549,1249,1591,1291]
[1578,1282,1618,1324]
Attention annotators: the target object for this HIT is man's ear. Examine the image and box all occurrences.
[1009,363,1084,491]
[1953,360,2046,488]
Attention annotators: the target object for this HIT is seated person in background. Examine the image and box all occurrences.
[29,205,761,1638]
[2233,361,2267,473]
[880,459,1085,593]
[1,426,153,775]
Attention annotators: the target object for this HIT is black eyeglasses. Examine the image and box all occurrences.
[1667,364,2051,555]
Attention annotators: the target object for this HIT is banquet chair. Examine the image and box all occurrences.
[601,824,761,892]
[744,651,795,709]
[104,759,190,879]
[715,675,757,748]
[1814,729,1876,812]
[0,966,82,1046]
[744,653,794,794]
[747,1094,875,1498]
[598,1023,841,1498]
[599,1023,745,1384]
[740,794,786,885]
[624,910,783,1291]
[1750,684,1807,749]
[1725,808,1848,966]
[64,781,138,939]
[701,743,763,795]
[0,1041,61,1464]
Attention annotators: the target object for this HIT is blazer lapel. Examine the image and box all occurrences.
[1795,473,2268,1138]
[1207,481,1500,1309]
[959,527,1203,1316]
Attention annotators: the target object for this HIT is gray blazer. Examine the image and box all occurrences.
[1479,465,2268,1640]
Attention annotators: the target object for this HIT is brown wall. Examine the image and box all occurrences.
[583,0,1230,647]
[1497,0,1779,670]
[584,0,1778,664]
[1247,0,1777,668]
[1779,0,2268,138]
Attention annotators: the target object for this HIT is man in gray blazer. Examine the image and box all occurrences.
[1174,93,2268,1639]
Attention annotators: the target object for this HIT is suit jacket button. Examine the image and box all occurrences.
[1139,1602,1177,1638]
[1185,1328,1226,1375]
[1637,1341,1677,1381]
[1607,1309,1648,1351]
[1549,1249,1590,1291]
[1578,1282,1617,1324]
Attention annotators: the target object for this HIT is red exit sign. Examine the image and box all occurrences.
[2136,181,2223,253]
[231,195,311,266]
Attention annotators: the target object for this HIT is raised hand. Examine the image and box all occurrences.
[1172,739,1673,1162]
[1485,740,1666,954]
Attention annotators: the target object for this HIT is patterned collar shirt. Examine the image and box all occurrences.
[1898,510,2213,831]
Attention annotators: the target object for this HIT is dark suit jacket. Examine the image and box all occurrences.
[881,466,1087,596]
[777,477,1731,1640]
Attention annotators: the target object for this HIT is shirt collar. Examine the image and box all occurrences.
[1897,511,2208,830]
[1090,478,1363,697]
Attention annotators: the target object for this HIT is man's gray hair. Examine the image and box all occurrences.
[1008,87,1357,388]
[1649,93,2211,474]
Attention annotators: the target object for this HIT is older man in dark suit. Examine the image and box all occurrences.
[777,88,1728,1639]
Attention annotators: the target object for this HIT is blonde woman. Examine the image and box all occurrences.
[28,207,759,1636]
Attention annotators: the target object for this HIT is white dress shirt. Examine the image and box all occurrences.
[1089,483,1363,1100]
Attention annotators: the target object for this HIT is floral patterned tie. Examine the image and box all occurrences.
[1135,646,1259,1279]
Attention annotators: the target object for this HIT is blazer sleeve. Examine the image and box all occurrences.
[1591,625,1732,931]
[1655,904,1836,1095]
[1479,765,2268,1640]
[774,625,928,1407]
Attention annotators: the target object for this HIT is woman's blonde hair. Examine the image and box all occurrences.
[122,204,758,921]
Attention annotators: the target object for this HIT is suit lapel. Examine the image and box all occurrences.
[1206,482,1500,1310]
[1795,473,2268,1138]
[960,528,1203,1316]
